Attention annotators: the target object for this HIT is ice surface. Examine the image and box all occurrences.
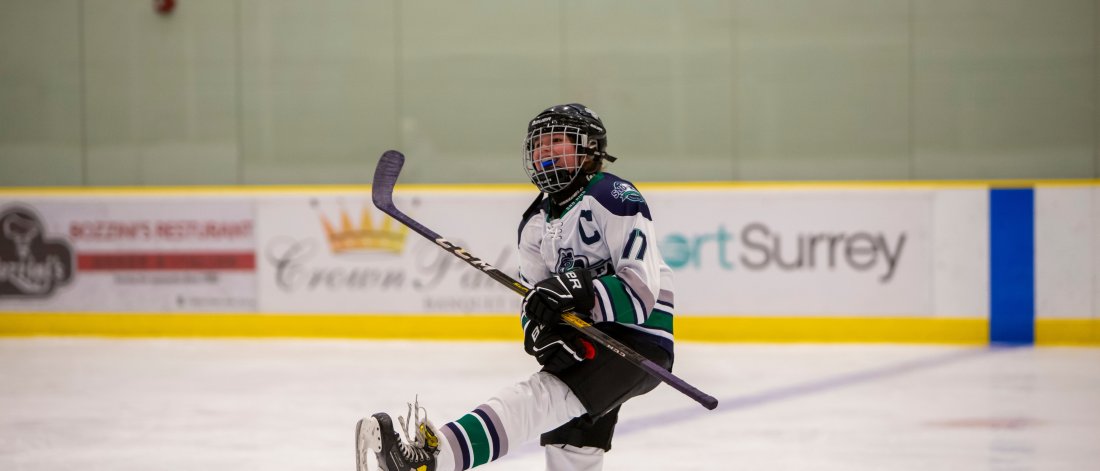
[1,339,1097,470]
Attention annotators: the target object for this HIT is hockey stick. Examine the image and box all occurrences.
[372,150,718,410]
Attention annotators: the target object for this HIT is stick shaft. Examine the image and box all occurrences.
[372,150,718,410]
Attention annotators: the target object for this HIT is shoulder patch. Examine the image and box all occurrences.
[588,173,652,220]
[610,181,645,203]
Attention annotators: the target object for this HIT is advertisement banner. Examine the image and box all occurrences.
[0,198,256,312]
[647,189,934,316]
[256,192,532,314]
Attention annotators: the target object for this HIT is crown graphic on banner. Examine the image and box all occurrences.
[318,205,408,254]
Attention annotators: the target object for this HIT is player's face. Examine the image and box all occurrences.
[531,132,580,170]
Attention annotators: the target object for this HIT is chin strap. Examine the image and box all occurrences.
[549,172,592,205]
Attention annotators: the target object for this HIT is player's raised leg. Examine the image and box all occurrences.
[359,371,587,471]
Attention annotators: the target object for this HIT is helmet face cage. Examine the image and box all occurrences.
[523,124,592,194]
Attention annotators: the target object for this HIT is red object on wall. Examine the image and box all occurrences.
[77,252,256,271]
[154,0,176,15]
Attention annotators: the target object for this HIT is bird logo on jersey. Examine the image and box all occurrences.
[556,248,581,273]
[611,181,644,203]
[555,249,613,278]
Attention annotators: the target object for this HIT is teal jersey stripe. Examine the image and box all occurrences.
[642,309,673,334]
[456,413,491,467]
[599,276,639,324]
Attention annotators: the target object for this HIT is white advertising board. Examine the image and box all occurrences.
[931,189,987,317]
[647,188,934,316]
[0,198,256,312]
[1094,186,1100,319]
[255,192,532,313]
[1035,187,1094,319]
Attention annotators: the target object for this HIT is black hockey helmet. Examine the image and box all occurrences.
[522,103,617,195]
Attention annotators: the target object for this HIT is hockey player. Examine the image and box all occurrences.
[356,103,675,471]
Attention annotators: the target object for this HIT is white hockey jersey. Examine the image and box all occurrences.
[517,172,674,352]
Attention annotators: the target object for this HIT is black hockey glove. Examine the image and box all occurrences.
[524,322,596,372]
[522,269,596,326]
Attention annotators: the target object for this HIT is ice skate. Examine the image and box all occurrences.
[356,401,440,471]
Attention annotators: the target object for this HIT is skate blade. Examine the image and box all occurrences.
[355,417,384,471]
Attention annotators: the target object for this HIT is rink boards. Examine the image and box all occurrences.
[0,181,1097,345]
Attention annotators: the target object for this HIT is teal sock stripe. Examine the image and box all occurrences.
[455,413,492,467]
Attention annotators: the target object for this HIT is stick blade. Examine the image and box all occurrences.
[372,150,405,210]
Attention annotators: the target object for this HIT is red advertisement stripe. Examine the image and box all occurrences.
[77,252,255,271]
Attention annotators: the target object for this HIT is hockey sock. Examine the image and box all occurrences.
[437,371,586,470]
